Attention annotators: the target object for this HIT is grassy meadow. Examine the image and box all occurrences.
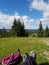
[0,37,49,65]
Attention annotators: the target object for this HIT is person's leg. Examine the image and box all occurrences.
[23,53,29,62]
[29,50,37,65]
[22,53,30,65]
[29,50,36,59]
[22,51,37,65]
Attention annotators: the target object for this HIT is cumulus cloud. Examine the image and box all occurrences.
[1,0,49,30]
[30,0,49,12]
[0,0,49,29]
[43,12,49,18]
[0,11,49,29]
[29,0,49,17]
[29,0,49,29]
[0,12,14,29]
[0,11,36,29]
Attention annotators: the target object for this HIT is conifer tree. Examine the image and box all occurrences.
[11,19,25,37]
[37,21,43,37]
[45,25,49,37]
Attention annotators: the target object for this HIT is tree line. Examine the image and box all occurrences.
[0,19,28,37]
[37,21,49,37]
[0,19,49,37]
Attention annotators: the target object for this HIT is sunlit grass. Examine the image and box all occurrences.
[0,37,49,65]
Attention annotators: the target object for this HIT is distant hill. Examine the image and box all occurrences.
[0,29,10,32]
[0,29,37,33]
[25,29,37,33]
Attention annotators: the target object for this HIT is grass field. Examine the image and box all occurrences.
[0,37,49,65]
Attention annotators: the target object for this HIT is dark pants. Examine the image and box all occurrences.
[22,56,37,65]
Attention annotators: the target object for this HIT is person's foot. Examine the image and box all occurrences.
[23,53,28,62]
[29,50,36,58]
[29,50,37,65]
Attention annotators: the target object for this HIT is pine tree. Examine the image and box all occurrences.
[12,18,18,36]
[45,25,49,37]
[11,19,25,37]
[17,19,25,37]
[37,21,43,37]
[1,27,7,37]
[0,30,1,34]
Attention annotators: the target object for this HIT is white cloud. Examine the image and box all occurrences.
[0,0,49,29]
[22,15,28,20]
[43,12,49,18]
[30,0,49,12]
[0,12,14,29]
[0,11,49,29]
[0,11,36,29]
[29,0,49,29]
[29,0,49,18]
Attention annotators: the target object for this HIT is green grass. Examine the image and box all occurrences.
[0,37,49,65]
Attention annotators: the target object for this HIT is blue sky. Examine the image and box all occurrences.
[0,0,49,29]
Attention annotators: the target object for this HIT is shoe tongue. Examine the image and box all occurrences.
[29,51,35,58]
